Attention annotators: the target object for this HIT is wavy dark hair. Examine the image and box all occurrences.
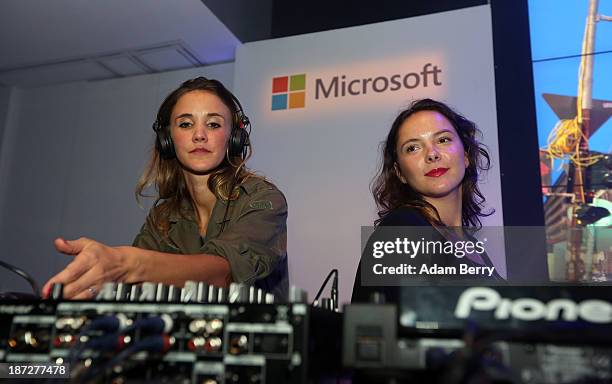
[372,98,493,228]
[136,77,254,235]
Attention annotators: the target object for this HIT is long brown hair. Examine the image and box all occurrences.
[136,77,254,235]
[372,98,493,228]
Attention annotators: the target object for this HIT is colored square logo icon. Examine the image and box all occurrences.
[271,94,288,110]
[272,76,288,93]
[289,91,305,108]
[271,73,306,110]
[289,74,306,91]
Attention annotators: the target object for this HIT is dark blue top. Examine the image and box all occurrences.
[351,207,503,303]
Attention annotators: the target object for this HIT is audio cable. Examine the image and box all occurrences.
[69,314,173,364]
[78,334,174,383]
[312,269,339,311]
[0,259,40,296]
[68,314,130,367]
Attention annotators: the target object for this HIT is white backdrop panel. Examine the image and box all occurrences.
[234,5,504,304]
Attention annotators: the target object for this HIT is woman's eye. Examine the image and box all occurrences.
[405,145,418,153]
[207,122,221,129]
[439,137,452,144]
[178,121,192,128]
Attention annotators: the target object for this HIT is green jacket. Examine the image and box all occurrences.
[133,176,289,299]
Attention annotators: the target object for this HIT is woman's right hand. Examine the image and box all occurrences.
[42,237,135,300]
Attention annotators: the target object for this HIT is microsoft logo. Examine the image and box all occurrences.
[269,63,442,111]
[271,74,306,110]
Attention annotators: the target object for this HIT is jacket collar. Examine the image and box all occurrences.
[166,177,256,224]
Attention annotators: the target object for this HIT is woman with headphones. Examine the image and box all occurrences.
[43,77,288,299]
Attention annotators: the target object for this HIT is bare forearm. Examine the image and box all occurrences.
[121,246,232,287]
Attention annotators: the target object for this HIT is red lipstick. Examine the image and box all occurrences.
[425,168,449,177]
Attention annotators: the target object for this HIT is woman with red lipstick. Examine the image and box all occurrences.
[43,77,288,300]
[352,98,501,302]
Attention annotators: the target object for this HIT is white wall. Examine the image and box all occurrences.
[0,63,234,293]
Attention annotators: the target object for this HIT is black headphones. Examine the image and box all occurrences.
[152,86,251,161]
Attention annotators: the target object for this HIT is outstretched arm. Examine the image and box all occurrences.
[42,237,230,299]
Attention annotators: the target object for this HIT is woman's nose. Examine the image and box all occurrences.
[426,148,441,163]
[193,123,208,142]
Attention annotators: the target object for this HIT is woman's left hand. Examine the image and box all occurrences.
[42,237,134,300]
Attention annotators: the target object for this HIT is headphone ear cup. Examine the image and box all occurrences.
[153,122,175,159]
[158,131,176,159]
[228,127,250,159]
